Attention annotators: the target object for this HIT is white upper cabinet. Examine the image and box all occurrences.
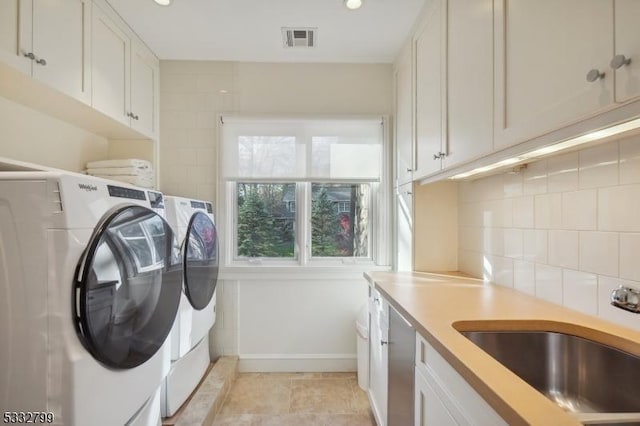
[130,41,159,138]
[0,0,31,74]
[92,2,159,139]
[614,0,640,103]
[0,0,91,104]
[494,0,615,150]
[92,3,130,127]
[394,45,414,186]
[414,0,445,180]
[443,0,493,169]
[413,0,493,180]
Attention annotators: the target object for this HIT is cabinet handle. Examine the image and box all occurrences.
[35,57,47,66]
[381,340,389,346]
[433,152,445,160]
[406,168,413,172]
[133,114,140,120]
[586,69,605,82]
[23,52,35,60]
[405,191,412,195]
[611,54,632,70]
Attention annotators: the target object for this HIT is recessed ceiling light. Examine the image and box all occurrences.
[345,0,362,10]
[154,0,171,6]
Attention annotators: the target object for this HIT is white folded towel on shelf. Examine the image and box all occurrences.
[85,167,154,177]
[86,159,152,170]
[91,174,155,189]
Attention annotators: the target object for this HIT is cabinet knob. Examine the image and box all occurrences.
[23,52,35,60]
[133,114,140,120]
[586,69,605,82]
[380,340,389,346]
[405,191,412,195]
[611,54,632,70]
[406,168,413,172]
[433,152,445,160]
[35,57,47,66]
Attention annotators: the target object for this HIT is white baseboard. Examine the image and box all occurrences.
[238,353,357,372]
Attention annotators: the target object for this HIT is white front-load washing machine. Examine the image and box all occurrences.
[0,171,183,425]
[161,196,219,417]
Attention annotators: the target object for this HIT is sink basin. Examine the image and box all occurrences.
[461,330,640,418]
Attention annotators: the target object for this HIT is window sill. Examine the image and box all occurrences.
[218,264,392,281]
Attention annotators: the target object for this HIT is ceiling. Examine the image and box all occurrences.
[106,0,427,63]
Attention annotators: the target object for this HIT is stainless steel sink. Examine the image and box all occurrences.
[461,330,640,423]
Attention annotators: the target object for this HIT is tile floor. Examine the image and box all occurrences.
[213,372,376,426]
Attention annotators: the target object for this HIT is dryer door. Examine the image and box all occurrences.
[74,205,182,369]
[183,211,219,310]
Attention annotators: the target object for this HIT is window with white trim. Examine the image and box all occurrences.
[220,116,389,266]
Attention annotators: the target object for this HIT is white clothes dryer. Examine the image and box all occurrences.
[161,196,219,417]
[0,171,182,426]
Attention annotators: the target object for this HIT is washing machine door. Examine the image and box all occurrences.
[74,205,183,369]
[183,211,219,310]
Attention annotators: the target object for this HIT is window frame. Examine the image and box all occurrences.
[218,115,392,269]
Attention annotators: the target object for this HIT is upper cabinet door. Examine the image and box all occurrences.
[494,0,614,150]
[92,4,131,126]
[414,0,445,180]
[443,0,493,169]
[131,41,159,138]
[614,0,640,103]
[32,0,91,104]
[394,46,414,186]
[0,0,33,74]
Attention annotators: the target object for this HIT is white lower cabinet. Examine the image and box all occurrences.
[368,289,388,426]
[415,333,507,426]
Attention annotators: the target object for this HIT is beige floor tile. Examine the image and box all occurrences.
[289,379,355,414]
[219,376,291,415]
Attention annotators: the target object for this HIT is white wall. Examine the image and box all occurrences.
[0,96,108,171]
[458,134,640,331]
[159,60,393,370]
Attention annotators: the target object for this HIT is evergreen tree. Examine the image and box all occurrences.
[311,187,340,256]
[237,189,276,256]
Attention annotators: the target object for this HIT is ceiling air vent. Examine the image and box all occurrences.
[282,27,317,48]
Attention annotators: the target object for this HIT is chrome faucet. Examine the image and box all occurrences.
[611,285,640,314]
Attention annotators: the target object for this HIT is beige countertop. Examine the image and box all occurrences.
[365,271,640,426]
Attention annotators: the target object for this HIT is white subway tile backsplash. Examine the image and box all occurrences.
[513,196,534,228]
[485,255,514,288]
[578,143,619,189]
[483,228,505,256]
[523,229,548,263]
[535,264,563,305]
[562,269,598,316]
[523,160,548,195]
[579,232,619,277]
[514,260,535,295]
[561,190,597,230]
[548,230,579,269]
[598,185,640,232]
[503,172,523,198]
[456,136,640,330]
[620,233,640,281]
[504,228,523,259]
[597,276,640,331]
[534,193,562,229]
[547,152,579,193]
[619,135,640,184]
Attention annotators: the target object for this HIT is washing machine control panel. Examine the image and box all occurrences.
[107,185,146,201]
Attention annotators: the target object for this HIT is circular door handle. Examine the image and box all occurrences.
[35,57,47,66]
[586,69,605,82]
[611,54,631,70]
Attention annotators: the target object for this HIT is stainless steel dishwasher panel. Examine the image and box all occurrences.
[387,306,415,426]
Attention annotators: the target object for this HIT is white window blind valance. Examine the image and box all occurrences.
[221,117,383,181]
